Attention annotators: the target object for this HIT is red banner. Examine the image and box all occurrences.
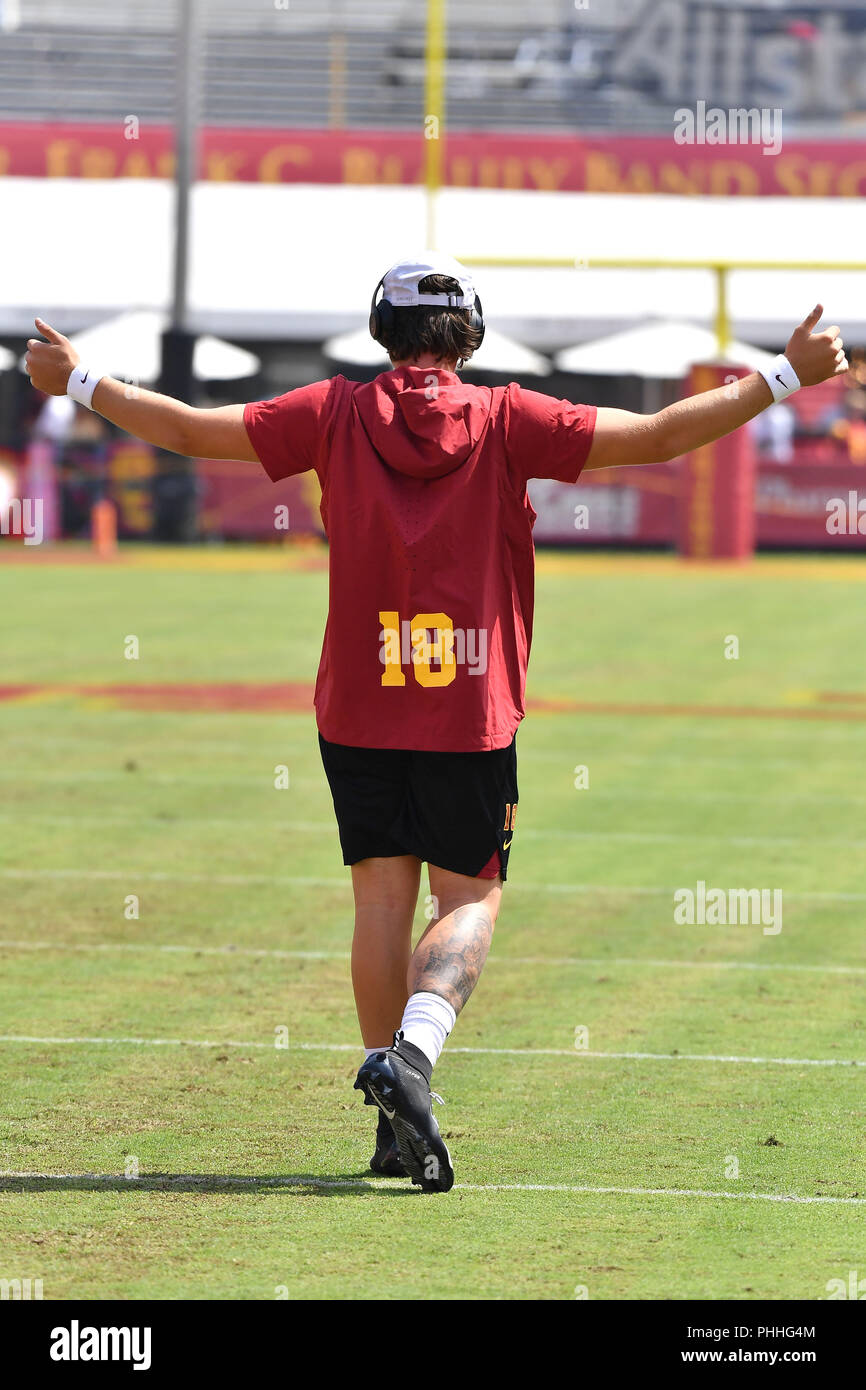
[2,446,864,548]
[195,459,324,540]
[201,455,866,548]
[2,123,866,196]
[530,462,866,549]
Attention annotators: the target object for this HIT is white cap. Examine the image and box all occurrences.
[381,251,477,309]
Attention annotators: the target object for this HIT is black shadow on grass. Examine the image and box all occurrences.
[0,1172,420,1196]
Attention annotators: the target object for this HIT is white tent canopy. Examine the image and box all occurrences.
[555,320,777,378]
[59,309,260,382]
[324,324,551,375]
[2,180,864,347]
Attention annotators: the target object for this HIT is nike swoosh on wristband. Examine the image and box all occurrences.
[775,374,786,388]
[80,371,89,384]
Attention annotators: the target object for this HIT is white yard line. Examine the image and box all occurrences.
[0,816,336,831]
[4,816,866,847]
[0,941,347,961]
[448,1048,866,1066]
[0,868,347,887]
[0,1170,861,1204]
[2,868,864,902]
[1,940,864,977]
[0,1035,862,1067]
[3,777,866,803]
[453,1184,866,1204]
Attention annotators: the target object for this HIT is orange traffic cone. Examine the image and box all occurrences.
[91,498,118,559]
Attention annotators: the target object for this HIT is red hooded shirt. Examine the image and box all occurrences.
[244,365,595,751]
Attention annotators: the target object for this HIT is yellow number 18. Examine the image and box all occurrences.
[379,610,457,689]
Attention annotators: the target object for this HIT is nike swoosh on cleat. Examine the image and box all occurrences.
[368,1084,396,1120]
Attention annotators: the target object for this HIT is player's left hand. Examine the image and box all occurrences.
[785,305,849,387]
[24,318,80,395]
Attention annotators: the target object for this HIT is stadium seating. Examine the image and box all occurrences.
[1,0,860,134]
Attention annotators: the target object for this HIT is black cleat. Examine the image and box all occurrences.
[354,1031,453,1193]
[369,1107,407,1177]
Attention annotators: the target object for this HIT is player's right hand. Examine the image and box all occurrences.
[24,318,80,395]
[785,305,848,387]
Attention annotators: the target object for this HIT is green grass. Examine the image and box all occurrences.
[0,546,865,1300]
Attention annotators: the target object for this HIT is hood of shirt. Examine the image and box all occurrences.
[351,365,493,480]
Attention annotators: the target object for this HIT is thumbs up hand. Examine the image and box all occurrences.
[24,318,80,395]
[785,305,848,388]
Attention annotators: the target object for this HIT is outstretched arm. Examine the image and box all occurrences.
[24,318,260,462]
[584,305,848,472]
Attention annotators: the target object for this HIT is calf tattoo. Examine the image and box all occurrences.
[411,902,494,1015]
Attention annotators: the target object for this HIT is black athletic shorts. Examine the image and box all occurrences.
[318,733,518,881]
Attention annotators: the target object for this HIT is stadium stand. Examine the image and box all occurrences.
[0,0,864,133]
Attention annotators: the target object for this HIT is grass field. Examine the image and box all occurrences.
[1,545,865,1301]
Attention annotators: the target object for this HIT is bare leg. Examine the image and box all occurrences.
[351,855,422,1046]
[409,865,502,1017]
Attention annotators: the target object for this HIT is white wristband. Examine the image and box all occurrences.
[758,354,800,405]
[67,363,105,410]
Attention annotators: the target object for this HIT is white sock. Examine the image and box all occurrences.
[399,991,456,1068]
[364,1046,389,1060]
